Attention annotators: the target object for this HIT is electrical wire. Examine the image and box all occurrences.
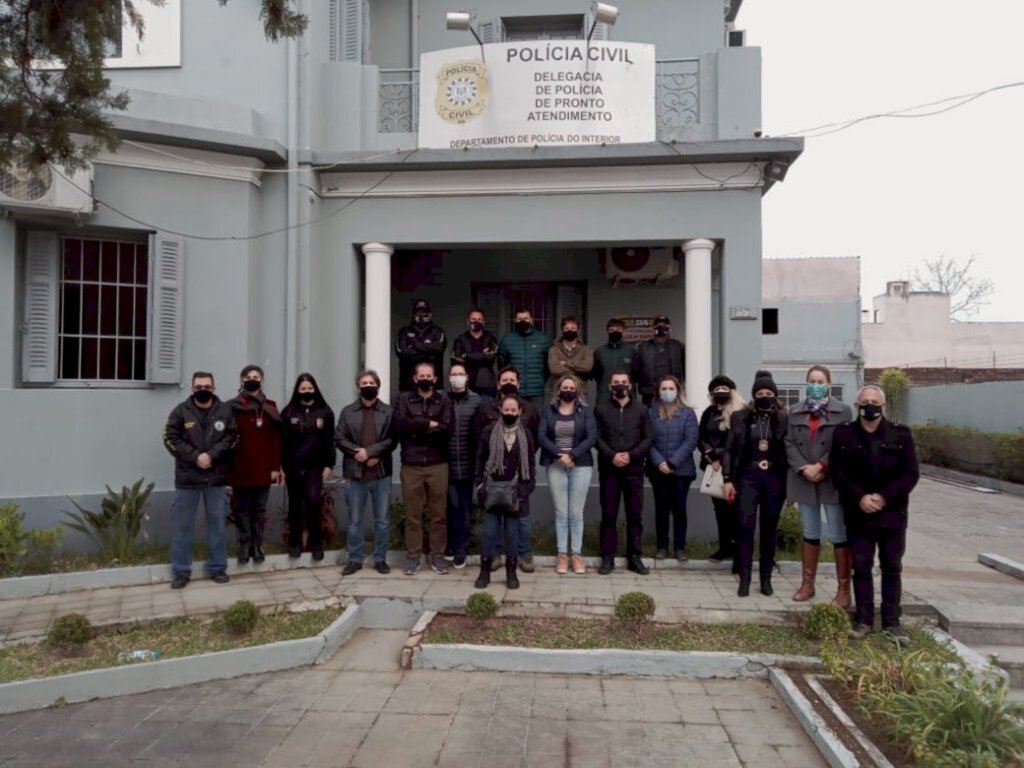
[660,142,763,186]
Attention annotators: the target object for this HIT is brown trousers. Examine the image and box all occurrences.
[400,463,449,558]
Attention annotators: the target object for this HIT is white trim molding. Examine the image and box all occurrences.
[320,162,766,198]
[93,141,266,187]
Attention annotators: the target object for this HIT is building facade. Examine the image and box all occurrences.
[0,0,802,540]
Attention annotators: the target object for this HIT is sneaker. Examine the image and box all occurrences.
[311,549,324,562]
[676,552,688,563]
[626,556,650,576]
[848,622,872,640]
[375,561,391,575]
[885,626,910,647]
[431,557,450,575]
[288,547,301,559]
[404,557,420,576]
[342,560,363,576]
[444,553,455,562]
[654,548,668,560]
[598,556,615,575]
[453,555,467,570]
[171,575,190,590]
[211,572,230,584]
[555,554,568,574]
[571,555,586,574]
[708,549,727,563]
[519,555,535,573]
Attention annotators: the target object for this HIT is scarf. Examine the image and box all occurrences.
[485,420,531,481]
[805,397,829,419]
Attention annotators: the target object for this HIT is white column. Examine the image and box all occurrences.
[683,238,715,413]
[362,243,394,402]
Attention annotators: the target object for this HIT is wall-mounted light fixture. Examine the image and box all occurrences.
[445,10,486,60]
[588,2,620,43]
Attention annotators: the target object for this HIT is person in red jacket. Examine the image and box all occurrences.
[227,364,283,564]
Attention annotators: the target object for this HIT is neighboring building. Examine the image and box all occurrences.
[0,0,803,538]
[761,257,862,405]
[863,281,1024,383]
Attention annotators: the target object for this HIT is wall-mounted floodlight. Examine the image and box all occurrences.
[588,2,620,44]
[445,10,486,59]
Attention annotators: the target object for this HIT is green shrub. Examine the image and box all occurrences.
[877,368,911,423]
[63,478,153,563]
[776,503,802,551]
[465,592,499,621]
[614,592,656,624]
[47,613,92,650]
[0,503,64,577]
[913,424,1024,484]
[222,601,260,635]
[803,603,851,642]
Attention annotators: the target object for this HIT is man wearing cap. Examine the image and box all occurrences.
[396,299,447,393]
[633,315,685,407]
[592,318,637,400]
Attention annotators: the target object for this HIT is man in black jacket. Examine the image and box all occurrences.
[450,307,498,399]
[162,371,238,589]
[830,385,919,645]
[595,370,654,575]
[633,315,685,406]
[396,299,447,393]
[395,362,454,575]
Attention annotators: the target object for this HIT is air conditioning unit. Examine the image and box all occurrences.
[606,246,679,284]
[0,158,94,215]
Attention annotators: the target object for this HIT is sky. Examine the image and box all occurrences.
[741,1,1024,322]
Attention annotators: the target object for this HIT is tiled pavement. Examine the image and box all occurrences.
[0,629,826,768]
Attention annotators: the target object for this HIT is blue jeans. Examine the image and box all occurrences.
[797,502,847,544]
[345,476,391,563]
[483,511,522,558]
[171,486,228,579]
[446,479,474,559]
[492,497,532,557]
[547,464,593,555]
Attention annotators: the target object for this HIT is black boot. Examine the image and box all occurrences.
[253,544,265,564]
[598,556,615,575]
[737,567,751,597]
[238,545,250,565]
[505,557,520,590]
[760,569,774,596]
[475,558,492,589]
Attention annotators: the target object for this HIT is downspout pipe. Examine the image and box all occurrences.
[285,30,299,391]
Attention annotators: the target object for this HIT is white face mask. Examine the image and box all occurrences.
[449,375,468,391]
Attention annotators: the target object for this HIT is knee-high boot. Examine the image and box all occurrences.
[832,546,852,609]
[792,541,820,602]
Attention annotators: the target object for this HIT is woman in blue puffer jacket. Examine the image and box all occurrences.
[648,375,699,561]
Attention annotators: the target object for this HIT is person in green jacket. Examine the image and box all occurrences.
[592,318,638,400]
[497,309,552,413]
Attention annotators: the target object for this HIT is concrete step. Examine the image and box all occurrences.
[971,645,1024,688]
[938,604,1024,646]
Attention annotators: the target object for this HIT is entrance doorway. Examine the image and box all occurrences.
[472,281,587,338]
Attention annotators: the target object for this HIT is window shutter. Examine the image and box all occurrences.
[477,20,502,44]
[328,0,339,61]
[148,233,185,384]
[21,231,59,384]
[342,0,364,62]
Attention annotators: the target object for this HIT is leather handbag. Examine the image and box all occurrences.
[699,465,727,499]
[483,479,520,513]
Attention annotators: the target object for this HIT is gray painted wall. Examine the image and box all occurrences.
[905,381,1024,433]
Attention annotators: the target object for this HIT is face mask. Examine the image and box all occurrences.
[415,379,433,393]
[360,385,378,400]
[515,320,532,335]
[754,395,775,411]
[414,314,430,326]
[300,396,315,406]
[449,375,468,391]
[242,379,261,393]
[612,384,629,398]
[608,331,623,344]
[501,413,519,426]
[660,390,677,404]
[500,382,519,396]
[192,389,214,404]
[655,326,670,337]
[807,383,829,400]
[712,390,731,404]
[469,321,483,332]
[562,330,578,342]
[859,403,883,421]
[558,390,577,403]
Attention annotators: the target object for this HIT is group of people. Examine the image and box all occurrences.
[162,303,919,642]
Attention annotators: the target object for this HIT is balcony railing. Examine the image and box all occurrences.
[377,58,699,134]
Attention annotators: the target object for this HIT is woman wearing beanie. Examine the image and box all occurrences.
[697,375,744,568]
[784,365,853,606]
[722,370,788,597]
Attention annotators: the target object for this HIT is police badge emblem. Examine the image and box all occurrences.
[214,420,225,432]
[435,60,489,125]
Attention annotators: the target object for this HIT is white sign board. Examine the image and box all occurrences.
[418,41,655,150]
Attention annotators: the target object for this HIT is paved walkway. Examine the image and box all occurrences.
[0,628,826,768]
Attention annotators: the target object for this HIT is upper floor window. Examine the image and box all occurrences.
[501,15,587,41]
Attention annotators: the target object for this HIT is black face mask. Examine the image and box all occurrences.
[469,321,484,332]
[754,395,776,411]
[558,390,577,403]
[712,390,731,404]
[192,389,214,404]
[360,385,378,401]
[655,326,670,337]
[501,413,519,426]
[612,384,629,398]
[243,379,261,393]
[859,403,883,421]
[562,330,578,342]
[608,331,623,344]
[515,321,532,335]
[414,314,431,326]
[415,379,434,393]
[300,396,316,406]
[500,382,519,396]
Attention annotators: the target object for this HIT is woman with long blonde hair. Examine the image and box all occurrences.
[648,375,699,561]
[698,376,744,569]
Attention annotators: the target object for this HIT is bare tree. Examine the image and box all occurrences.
[912,255,994,321]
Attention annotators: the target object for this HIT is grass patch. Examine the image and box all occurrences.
[0,606,341,683]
